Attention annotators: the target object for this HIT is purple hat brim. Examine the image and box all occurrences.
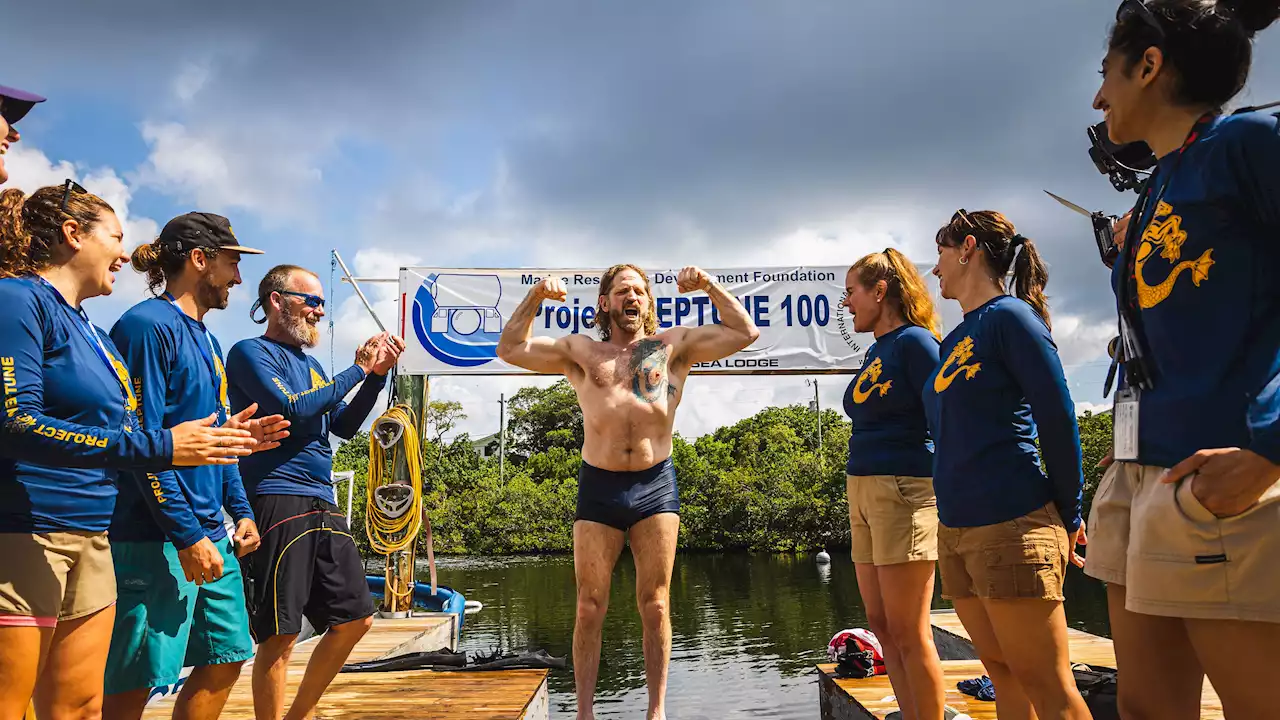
[0,85,47,124]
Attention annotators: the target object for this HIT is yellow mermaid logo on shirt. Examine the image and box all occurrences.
[934,336,982,393]
[851,357,893,404]
[214,355,230,420]
[1136,200,1214,309]
[107,353,139,432]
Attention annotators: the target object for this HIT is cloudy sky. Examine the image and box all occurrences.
[4,1,1279,442]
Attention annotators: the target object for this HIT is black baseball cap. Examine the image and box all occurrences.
[158,212,265,255]
[0,84,46,124]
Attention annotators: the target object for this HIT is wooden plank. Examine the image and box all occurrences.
[143,616,548,720]
[819,611,1226,719]
[819,661,997,720]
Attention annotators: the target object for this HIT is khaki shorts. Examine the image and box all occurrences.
[938,503,1069,601]
[846,474,939,566]
[0,531,116,626]
[1084,462,1280,623]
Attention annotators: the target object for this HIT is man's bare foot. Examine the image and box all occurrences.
[646,707,666,720]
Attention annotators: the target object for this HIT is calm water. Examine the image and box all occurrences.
[421,553,1111,719]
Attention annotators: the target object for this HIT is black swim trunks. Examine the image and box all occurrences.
[239,494,375,642]
[576,457,680,531]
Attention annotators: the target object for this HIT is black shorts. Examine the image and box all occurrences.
[240,494,374,642]
[576,457,680,531]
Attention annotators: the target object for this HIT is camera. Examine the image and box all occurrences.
[1087,120,1157,193]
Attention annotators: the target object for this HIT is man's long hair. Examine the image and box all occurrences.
[596,263,658,341]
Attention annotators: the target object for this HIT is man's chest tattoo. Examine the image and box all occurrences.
[628,339,671,403]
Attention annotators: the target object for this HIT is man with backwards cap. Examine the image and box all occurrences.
[102,212,288,720]
[0,83,46,185]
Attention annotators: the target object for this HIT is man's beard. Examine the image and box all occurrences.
[196,275,230,311]
[609,305,646,335]
[281,310,320,348]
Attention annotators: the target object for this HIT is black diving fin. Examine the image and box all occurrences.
[438,648,568,672]
[339,648,467,673]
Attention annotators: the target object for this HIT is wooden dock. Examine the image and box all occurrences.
[817,609,1224,719]
[143,614,549,720]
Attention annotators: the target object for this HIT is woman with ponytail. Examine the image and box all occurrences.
[1088,1,1280,716]
[924,210,1090,720]
[0,186,256,719]
[841,248,954,720]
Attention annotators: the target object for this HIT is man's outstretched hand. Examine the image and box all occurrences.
[227,402,290,454]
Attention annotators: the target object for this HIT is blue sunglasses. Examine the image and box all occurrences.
[279,290,325,309]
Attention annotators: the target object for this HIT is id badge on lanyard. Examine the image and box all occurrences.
[1112,386,1140,462]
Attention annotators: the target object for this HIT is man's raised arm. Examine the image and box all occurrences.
[674,266,760,364]
[496,277,578,375]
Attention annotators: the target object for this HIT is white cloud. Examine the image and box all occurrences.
[134,120,326,224]
[4,144,158,318]
[1075,401,1111,415]
[174,62,211,103]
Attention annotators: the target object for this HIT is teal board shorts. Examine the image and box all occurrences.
[104,538,253,695]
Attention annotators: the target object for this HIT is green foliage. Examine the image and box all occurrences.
[336,382,1116,555]
[507,380,583,457]
[1077,410,1112,519]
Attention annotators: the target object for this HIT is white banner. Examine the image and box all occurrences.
[396,265,932,376]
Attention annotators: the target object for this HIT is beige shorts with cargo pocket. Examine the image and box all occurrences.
[937,503,1069,602]
[1084,461,1280,624]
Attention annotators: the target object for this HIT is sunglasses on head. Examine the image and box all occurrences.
[1116,0,1165,41]
[952,208,978,230]
[278,290,325,309]
[61,178,88,214]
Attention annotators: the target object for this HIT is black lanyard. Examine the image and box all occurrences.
[1113,113,1215,388]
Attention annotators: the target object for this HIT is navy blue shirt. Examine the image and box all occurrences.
[1114,112,1280,467]
[922,295,1084,532]
[0,276,172,533]
[843,324,939,478]
[227,336,386,503]
[109,298,254,548]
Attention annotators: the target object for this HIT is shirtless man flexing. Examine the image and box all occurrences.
[497,264,759,720]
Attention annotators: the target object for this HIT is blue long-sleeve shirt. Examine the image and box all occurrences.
[843,324,940,478]
[108,298,253,548]
[0,276,173,533]
[227,336,386,503]
[922,295,1084,532]
[1114,112,1280,468]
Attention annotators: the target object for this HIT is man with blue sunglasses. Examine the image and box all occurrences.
[226,263,403,720]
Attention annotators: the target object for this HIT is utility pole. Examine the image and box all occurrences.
[806,378,822,450]
[498,393,507,488]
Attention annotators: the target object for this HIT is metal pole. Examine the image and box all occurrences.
[498,393,506,488]
[381,372,427,616]
[346,472,354,525]
[814,380,822,450]
[331,249,387,332]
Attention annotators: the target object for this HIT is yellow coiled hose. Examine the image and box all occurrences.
[365,404,423,556]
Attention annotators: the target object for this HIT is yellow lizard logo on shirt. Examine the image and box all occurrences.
[1136,200,1214,309]
[933,336,982,393]
[851,357,893,404]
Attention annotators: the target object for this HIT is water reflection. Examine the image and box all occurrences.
[422,553,1110,719]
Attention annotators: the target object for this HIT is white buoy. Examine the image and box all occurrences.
[816,550,831,564]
